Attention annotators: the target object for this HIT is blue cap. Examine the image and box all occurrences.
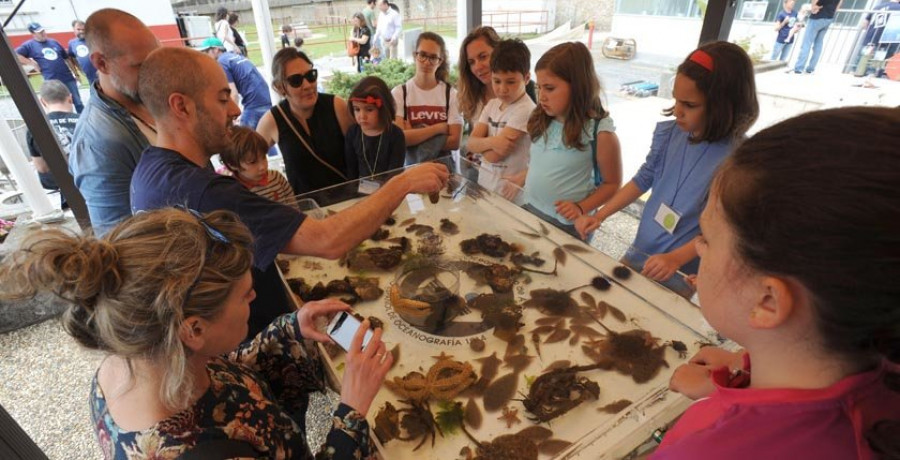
[27,22,45,33]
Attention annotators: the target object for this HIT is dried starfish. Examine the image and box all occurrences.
[497,406,521,428]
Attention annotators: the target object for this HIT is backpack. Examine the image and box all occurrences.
[590,117,604,187]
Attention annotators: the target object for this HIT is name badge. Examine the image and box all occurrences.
[654,202,682,234]
[358,179,381,195]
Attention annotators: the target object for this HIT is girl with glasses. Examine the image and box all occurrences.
[257,48,355,195]
[391,32,462,164]
[0,207,392,458]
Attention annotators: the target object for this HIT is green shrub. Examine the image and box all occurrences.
[327,58,459,98]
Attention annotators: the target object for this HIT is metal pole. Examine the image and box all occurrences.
[698,0,737,45]
[248,0,278,102]
[0,27,89,228]
[458,0,481,40]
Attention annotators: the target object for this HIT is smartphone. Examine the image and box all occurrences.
[327,311,373,352]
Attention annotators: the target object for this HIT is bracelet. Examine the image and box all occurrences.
[575,203,585,216]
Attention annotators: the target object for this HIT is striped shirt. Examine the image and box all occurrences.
[239,170,299,209]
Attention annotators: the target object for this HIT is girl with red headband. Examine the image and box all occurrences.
[576,41,759,299]
[344,76,406,179]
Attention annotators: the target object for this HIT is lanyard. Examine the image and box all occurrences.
[670,137,711,206]
[361,128,384,178]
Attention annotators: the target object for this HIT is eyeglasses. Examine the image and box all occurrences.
[285,69,318,88]
[414,52,442,64]
[174,205,231,308]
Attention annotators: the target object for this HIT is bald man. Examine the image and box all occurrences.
[131,47,449,338]
[69,8,160,236]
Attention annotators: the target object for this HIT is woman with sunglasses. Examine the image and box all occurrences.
[258,48,355,195]
[391,32,462,164]
[0,207,391,458]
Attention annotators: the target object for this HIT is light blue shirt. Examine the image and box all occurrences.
[375,8,402,42]
[523,117,615,225]
[631,120,734,274]
[69,82,150,236]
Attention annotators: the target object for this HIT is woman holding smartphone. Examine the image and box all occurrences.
[0,207,391,458]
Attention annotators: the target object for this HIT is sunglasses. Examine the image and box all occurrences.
[285,69,318,88]
[414,52,442,65]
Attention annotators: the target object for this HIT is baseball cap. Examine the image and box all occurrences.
[27,22,45,33]
[198,37,225,51]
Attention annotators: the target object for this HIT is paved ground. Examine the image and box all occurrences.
[2,30,899,458]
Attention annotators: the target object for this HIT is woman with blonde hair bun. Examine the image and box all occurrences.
[0,207,391,459]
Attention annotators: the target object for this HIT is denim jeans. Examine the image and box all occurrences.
[62,79,84,113]
[771,41,794,61]
[793,18,834,73]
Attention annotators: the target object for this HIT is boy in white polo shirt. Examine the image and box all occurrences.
[466,39,535,195]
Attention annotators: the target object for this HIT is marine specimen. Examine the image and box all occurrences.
[581,321,669,384]
[460,233,512,258]
[521,363,602,423]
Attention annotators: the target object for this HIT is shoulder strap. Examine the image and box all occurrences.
[445,82,451,114]
[591,117,603,187]
[274,104,348,181]
[176,439,258,460]
[402,83,408,121]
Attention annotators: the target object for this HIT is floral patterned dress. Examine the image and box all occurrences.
[90,313,374,459]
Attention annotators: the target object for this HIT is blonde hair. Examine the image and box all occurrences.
[527,41,607,150]
[0,208,253,411]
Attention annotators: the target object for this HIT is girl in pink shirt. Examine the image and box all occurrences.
[655,107,900,460]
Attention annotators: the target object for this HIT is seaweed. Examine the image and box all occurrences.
[510,251,546,268]
[439,218,459,235]
[465,398,482,429]
[522,363,602,423]
[523,288,579,317]
[598,399,632,414]
[581,322,669,384]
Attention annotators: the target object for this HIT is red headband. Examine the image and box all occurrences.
[689,50,714,72]
[350,95,383,108]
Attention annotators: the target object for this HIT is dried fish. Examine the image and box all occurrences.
[608,304,627,322]
[484,372,518,412]
[598,399,632,414]
[465,398,482,430]
[516,425,553,442]
[542,360,572,373]
[473,352,502,391]
[561,243,590,254]
[580,292,597,309]
[503,354,534,373]
[552,247,567,266]
[516,229,541,239]
[534,316,563,326]
[538,439,573,456]
[570,325,602,338]
[532,332,542,360]
[544,328,571,344]
[505,334,526,358]
[538,221,550,235]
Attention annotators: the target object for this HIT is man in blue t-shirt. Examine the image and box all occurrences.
[132,46,449,338]
[771,0,799,61]
[16,22,84,113]
[199,37,272,129]
[68,20,98,85]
